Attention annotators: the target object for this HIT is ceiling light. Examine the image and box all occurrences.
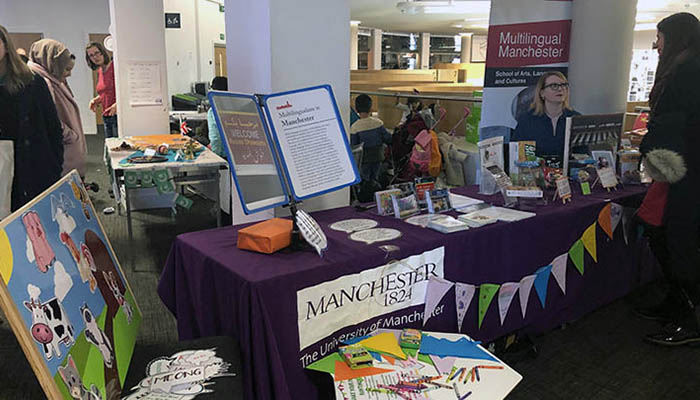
[635,12,656,22]
[634,23,657,31]
[636,0,671,11]
[350,20,362,25]
[397,1,491,15]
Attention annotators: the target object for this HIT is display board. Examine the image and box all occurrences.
[0,171,142,399]
[480,0,573,142]
[263,85,360,200]
[210,85,360,213]
[563,113,624,175]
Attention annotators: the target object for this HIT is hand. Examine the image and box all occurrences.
[89,96,99,112]
[104,103,117,116]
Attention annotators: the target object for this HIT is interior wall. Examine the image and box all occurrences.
[0,0,111,135]
[633,30,655,50]
[163,0,225,98]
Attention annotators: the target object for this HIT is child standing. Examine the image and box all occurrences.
[350,94,392,185]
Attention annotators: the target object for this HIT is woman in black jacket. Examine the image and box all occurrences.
[637,13,700,346]
[0,25,63,211]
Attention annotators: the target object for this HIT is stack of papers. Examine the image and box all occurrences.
[449,193,485,210]
[427,216,470,233]
[458,213,499,228]
[463,206,536,222]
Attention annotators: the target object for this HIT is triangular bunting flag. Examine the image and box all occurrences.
[455,282,476,332]
[423,277,454,326]
[478,284,500,329]
[429,355,457,376]
[550,254,568,294]
[519,275,536,319]
[569,240,585,275]
[598,203,613,239]
[497,283,519,325]
[534,265,552,308]
[334,361,393,381]
[582,223,598,262]
[611,203,623,234]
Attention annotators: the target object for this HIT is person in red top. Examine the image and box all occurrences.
[85,42,117,137]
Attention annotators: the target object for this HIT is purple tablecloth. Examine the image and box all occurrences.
[158,184,658,400]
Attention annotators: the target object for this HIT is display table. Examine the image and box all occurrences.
[105,136,228,239]
[158,184,658,400]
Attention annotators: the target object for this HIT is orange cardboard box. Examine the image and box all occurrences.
[237,218,293,254]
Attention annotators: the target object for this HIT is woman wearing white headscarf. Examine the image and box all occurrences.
[28,39,87,178]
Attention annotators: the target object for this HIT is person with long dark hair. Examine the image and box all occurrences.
[636,12,700,346]
[0,25,63,211]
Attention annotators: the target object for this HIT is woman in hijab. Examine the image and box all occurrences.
[28,39,87,178]
[0,25,63,211]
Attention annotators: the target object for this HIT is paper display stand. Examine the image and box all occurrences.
[209,85,360,249]
[563,113,624,177]
[0,171,142,399]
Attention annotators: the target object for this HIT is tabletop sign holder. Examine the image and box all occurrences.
[209,85,360,251]
[553,176,573,204]
[591,167,620,192]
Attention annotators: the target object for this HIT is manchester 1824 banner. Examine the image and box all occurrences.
[480,0,573,143]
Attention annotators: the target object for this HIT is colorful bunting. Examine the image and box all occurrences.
[569,240,585,275]
[611,203,623,234]
[497,283,519,325]
[518,275,536,319]
[429,355,457,375]
[582,223,598,262]
[550,254,568,294]
[598,203,613,239]
[478,284,500,329]
[455,282,476,332]
[423,277,454,326]
[534,265,552,308]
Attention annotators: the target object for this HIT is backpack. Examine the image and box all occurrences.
[409,129,442,178]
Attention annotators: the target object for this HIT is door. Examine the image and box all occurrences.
[88,33,113,127]
[214,44,227,77]
[8,32,43,56]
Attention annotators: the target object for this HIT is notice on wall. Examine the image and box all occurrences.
[127,62,163,107]
[480,0,573,142]
[264,86,359,200]
[296,247,444,351]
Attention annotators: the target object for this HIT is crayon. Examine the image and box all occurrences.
[459,391,473,400]
[453,382,461,398]
[459,367,467,381]
[463,369,472,384]
[427,381,452,389]
[476,365,504,370]
[367,388,393,394]
[475,366,480,382]
[470,368,475,382]
[447,366,458,381]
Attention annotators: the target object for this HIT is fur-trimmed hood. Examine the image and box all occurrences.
[642,148,687,183]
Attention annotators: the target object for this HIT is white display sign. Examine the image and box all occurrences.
[297,247,445,350]
[127,61,163,106]
[264,86,359,199]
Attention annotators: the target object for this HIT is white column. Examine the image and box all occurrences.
[460,34,472,63]
[368,28,382,70]
[419,32,431,69]
[350,22,359,70]
[109,0,170,136]
[568,0,638,114]
[225,0,351,224]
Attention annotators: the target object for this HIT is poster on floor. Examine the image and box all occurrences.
[480,0,573,143]
[0,170,142,400]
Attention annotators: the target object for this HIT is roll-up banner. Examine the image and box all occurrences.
[480,0,573,143]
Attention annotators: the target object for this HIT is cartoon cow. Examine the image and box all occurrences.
[58,355,102,400]
[24,296,75,360]
[22,211,55,273]
[80,304,114,368]
[103,271,133,324]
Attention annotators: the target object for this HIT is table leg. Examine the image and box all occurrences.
[125,185,133,241]
[215,171,222,227]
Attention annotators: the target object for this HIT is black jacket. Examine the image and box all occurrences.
[0,74,64,211]
[641,56,700,224]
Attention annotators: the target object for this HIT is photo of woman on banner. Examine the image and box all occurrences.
[511,71,580,162]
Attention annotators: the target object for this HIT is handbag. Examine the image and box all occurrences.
[637,181,669,226]
[0,140,13,219]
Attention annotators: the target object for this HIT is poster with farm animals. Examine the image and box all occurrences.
[0,171,141,399]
